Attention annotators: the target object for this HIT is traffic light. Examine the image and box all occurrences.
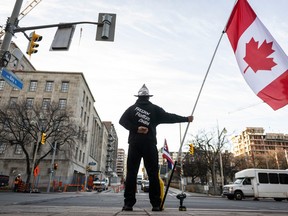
[96,13,116,42]
[189,144,194,155]
[54,163,58,170]
[26,31,42,56]
[41,133,46,144]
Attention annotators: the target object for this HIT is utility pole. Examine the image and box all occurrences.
[0,0,24,67]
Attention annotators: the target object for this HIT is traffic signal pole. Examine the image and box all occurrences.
[1,0,115,67]
[0,0,23,67]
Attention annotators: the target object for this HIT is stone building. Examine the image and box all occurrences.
[0,42,118,189]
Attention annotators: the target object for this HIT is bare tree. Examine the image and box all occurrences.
[191,127,228,194]
[183,148,208,184]
[0,100,80,186]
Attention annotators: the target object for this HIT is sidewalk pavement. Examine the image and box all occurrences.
[0,190,287,215]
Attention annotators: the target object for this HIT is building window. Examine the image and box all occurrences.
[14,144,22,155]
[42,98,51,109]
[87,116,89,126]
[61,81,69,92]
[0,143,6,154]
[78,127,81,138]
[59,99,67,109]
[0,79,5,90]
[45,81,54,92]
[29,81,38,92]
[9,97,18,108]
[80,107,83,118]
[26,98,34,108]
[75,147,78,159]
[82,153,85,163]
[79,150,82,161]
[82,91,85,102]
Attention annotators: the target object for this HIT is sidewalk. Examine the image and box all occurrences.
[0,190,287,215]
[1,204,287,216]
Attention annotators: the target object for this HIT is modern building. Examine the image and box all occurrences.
[0,41,118,189]
[232,127,288,157]
[116,148,126,181]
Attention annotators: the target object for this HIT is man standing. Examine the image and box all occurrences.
[119,84,193,211]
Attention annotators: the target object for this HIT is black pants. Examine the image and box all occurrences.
[124,142,161,207]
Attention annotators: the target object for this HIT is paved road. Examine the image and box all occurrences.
[0,189,288,215]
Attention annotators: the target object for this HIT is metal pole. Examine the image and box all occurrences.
[219,151,224,188]
[0,0,23,65]
[30,137,40,192]
[47,141,57,192]
[160,161,177,210]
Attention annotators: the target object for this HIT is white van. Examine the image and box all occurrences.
[93,177,109,191]
[222,168,288,201]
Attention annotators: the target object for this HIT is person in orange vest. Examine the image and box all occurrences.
[14,174,22,192]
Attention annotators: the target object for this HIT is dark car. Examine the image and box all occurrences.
[0,175,9,187]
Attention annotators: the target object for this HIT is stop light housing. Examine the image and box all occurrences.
[96,13,116,42]
[54,163,58,170]
[189,144,194,155]
[41,133,46,144]
[26,31,42,56]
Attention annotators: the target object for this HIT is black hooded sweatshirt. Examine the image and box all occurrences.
[119,97,189,145]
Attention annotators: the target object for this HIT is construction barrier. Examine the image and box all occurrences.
[63,184,84,192]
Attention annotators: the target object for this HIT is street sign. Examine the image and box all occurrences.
[88,162,96,166]
[1,67,23,90]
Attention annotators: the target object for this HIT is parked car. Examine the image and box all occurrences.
[0,175,9,187]
[93,177,109,192]
[141,180,149,192]
[137,175,142,185]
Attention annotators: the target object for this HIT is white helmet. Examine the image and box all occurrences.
[134,84,153,97]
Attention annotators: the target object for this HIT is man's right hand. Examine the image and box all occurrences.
[187,116,194,122]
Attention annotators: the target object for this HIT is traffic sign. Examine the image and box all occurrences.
[88,162,96,166]
[1,67,23,90]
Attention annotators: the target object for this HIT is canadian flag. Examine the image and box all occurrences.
[226,0,288,110]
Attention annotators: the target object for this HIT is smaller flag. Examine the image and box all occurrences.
[162,139,174,169]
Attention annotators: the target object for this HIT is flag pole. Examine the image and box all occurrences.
[160,1,238,210]
[177,0,238,155]
[160,31,226,211]
[177,31,225,155]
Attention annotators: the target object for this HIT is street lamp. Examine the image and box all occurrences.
[219,127,227,191]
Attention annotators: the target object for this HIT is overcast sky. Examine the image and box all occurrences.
[1,0,287,153]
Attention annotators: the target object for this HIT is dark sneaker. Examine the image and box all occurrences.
[122,206,133,211]
[152,206,161,211]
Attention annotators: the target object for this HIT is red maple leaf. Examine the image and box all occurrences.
[243,38,277,73]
